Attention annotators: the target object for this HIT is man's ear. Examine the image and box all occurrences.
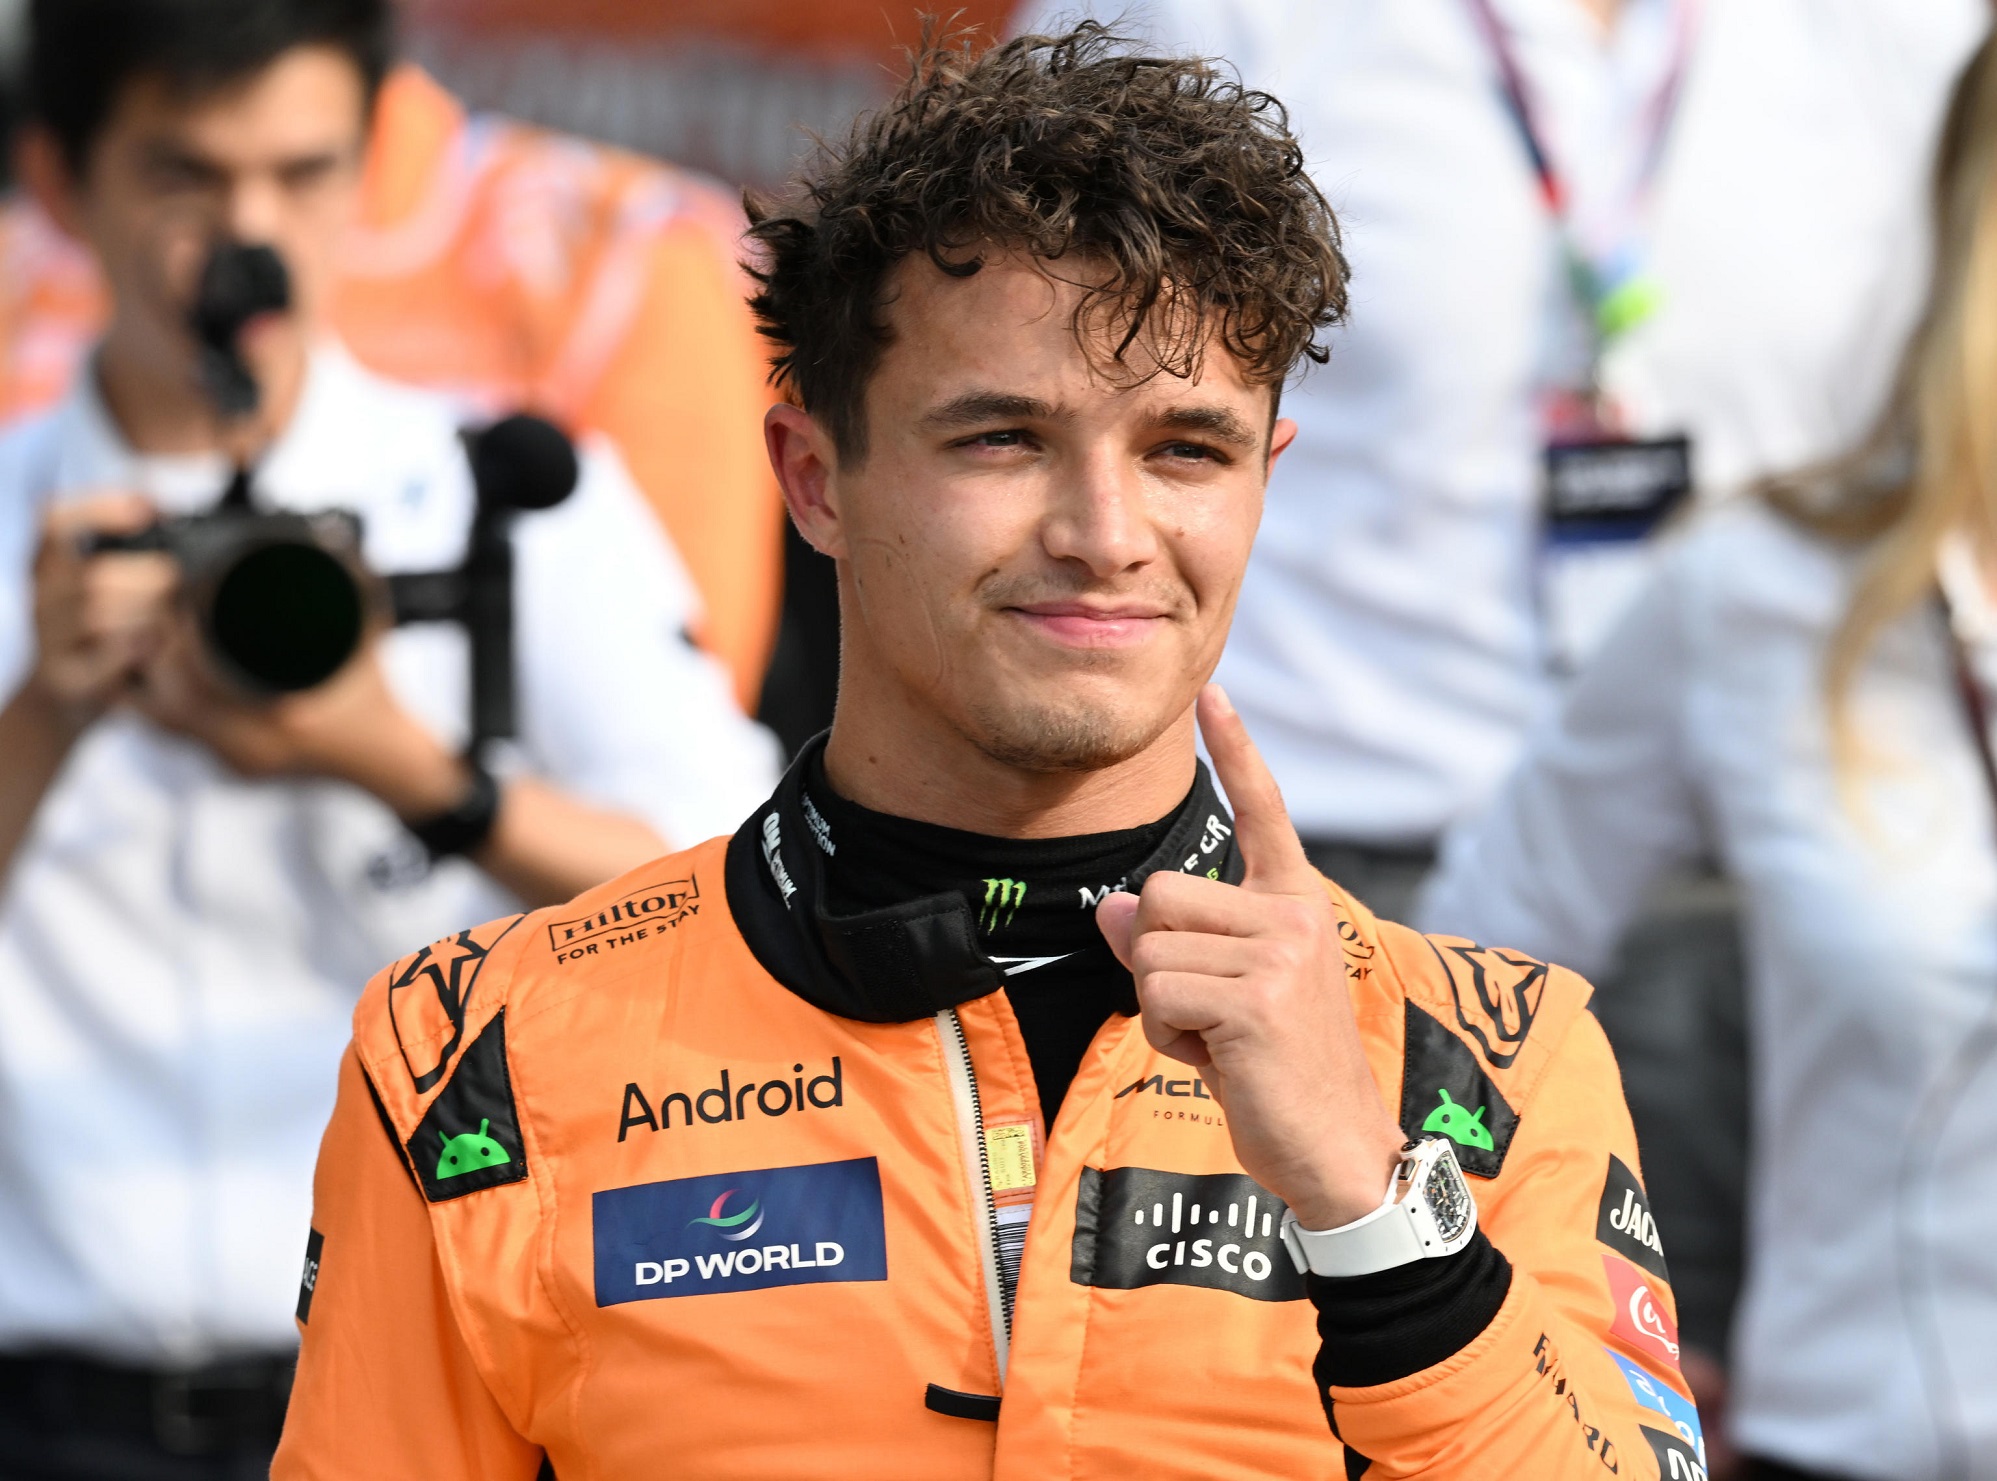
[765,401,849,561]
[1267,416,1299,474]
[14,127,88,241]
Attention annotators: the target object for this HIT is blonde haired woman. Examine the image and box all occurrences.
[1422,33,1997,1481]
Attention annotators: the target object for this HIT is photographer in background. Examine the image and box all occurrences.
[0,0,780,1474]
[0,61,787,711]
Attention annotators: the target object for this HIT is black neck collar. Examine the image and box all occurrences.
[723,734,1244,1024]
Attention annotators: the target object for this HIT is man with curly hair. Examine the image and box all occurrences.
[276,25,1702,1479]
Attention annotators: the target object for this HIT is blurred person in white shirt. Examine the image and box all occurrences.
[1015,0,1986,1463]
[0,0,779,1474]
[1014,0,1983,908]
[1422,34,1997,1481]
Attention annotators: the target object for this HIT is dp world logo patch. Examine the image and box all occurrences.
[690,1189,765,1240]
[592,1157,887,1306]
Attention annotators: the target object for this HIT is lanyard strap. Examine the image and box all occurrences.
[1460,0,1698,334]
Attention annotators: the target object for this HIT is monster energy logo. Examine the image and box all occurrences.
[981,878,1026,931]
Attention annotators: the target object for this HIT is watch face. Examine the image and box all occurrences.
[1422,1154,1474,1244]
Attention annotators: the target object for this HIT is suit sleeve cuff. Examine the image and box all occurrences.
[1309,1229,1512,1389]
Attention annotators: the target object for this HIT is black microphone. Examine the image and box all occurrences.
[468,413,581,513]
[388,414,581,759]
[465,414,578,756]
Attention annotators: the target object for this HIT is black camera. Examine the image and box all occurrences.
[90,414,578,700]
[90,506,369,693]
[85,243,580,758]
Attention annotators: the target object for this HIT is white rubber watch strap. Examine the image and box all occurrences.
[1280,1190,1427,1278]
[1280,1139,1479,1278]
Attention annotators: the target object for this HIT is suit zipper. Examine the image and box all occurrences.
[937,1007,1011,1382]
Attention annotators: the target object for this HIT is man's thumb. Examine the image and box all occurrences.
[1095,890,1139,970]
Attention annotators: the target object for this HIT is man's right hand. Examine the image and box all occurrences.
[25,493,176,732]
[0,493,177,883]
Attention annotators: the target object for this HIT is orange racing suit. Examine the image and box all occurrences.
[275,752,1707,1479]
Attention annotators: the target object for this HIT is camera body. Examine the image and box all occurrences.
[87,413,579,757]
[96,508,368,694]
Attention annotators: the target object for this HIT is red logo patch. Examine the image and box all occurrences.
[1603,1253,1680,1366]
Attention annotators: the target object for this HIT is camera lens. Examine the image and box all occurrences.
[209,541,363,692]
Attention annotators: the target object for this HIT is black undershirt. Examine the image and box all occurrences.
[806,751,1188,1126]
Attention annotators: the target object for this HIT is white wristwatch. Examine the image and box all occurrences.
[1279,1137,1479,1278]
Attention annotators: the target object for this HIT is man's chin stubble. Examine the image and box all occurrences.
[959,695,1169,774]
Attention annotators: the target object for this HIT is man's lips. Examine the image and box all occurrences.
[1005,601,1173,649]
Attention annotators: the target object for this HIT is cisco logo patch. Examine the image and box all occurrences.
[592,1157,887,1306]
[1070,1166,1304,1303]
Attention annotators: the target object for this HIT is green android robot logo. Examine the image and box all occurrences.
[436,1118,512,1181]
[1422,1088,1495,1152]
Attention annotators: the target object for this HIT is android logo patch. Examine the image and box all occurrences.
[437,1118,512,1180]
[406,1008,529,1202]
[1422,1088,1495,1151]
[1397,1002,1519,1179]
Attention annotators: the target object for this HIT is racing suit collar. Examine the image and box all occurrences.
[723,733,1244,1025]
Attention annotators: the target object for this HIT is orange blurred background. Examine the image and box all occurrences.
[405,0,1015,51]
[402,0,1017,187]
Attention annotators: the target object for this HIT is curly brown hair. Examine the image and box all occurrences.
[745,21,1349,460]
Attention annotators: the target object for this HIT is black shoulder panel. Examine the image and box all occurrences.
[1398,1002,1520,1180]
[407,1009,529,1203]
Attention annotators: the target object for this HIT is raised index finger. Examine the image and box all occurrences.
[1196,683,1316,894]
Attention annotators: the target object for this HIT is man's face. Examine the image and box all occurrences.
[44,45,369,405]
[805,252,1293,773]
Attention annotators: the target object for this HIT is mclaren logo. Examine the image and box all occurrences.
[1078,878,1127,909]
[1116,1073,1214,1101]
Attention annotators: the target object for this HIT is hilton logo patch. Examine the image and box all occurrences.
[547,878,699,965]
[1070,1167,1303,1303]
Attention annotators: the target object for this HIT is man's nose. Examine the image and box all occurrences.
[1042,448,1160,577]
[223,175,287,246]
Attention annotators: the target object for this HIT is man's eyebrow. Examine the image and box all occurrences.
[275,149,349,177]
[919,391,1063,430]
[139,139,224,175]
[1151,404,1261,448]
